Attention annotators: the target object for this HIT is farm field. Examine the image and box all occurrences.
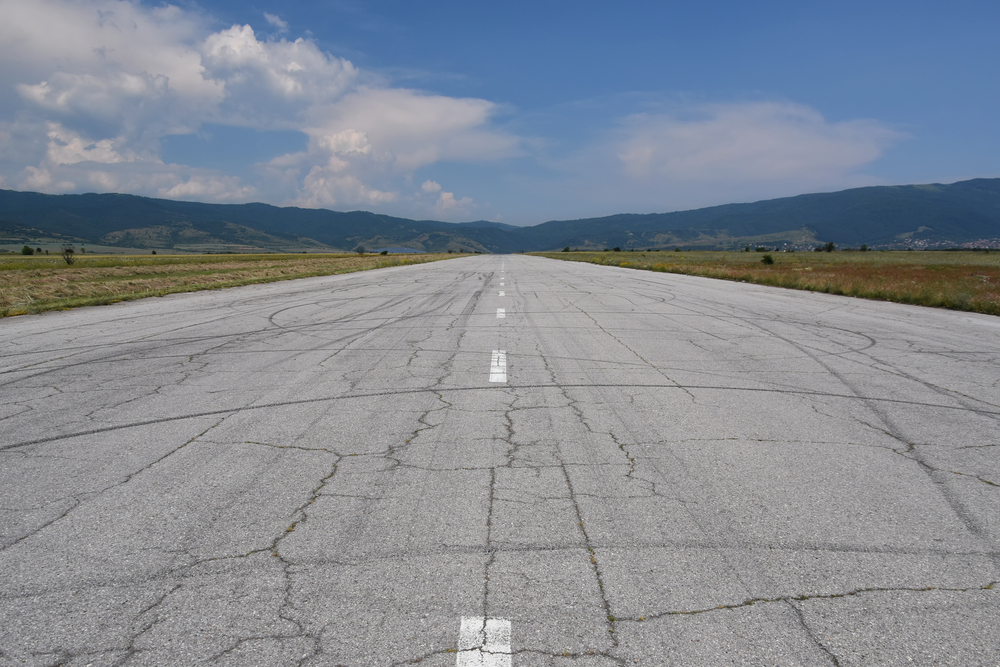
[536,250,1000,316]
[0,252,463,317]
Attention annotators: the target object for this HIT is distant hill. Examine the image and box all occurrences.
[505,178,1000,250]
[2,178,999,253]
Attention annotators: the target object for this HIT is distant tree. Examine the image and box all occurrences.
[355,245,366,255]
[675,247,681,252]
[36,247,42,254]
[60,246,75,265]
[21,245,33,255]
[859,244,868,252]
[824,242,836,252]
[761,254,774,265]
[612,246,621,252]
[151,250,157,255]
[380,250,388,255]
[755,246,767,252]
[563,246,570,252]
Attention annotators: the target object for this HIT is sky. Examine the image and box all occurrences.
[1,0,998,225]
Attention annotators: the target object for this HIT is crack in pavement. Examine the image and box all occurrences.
[620,580,997,621]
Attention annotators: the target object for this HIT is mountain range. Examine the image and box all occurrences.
[2,178,999,253]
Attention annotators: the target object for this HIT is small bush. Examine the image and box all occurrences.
[380,250,388,255]
[21,246,33,255]
[761,254,774,265]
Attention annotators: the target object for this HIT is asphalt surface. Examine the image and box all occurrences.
[1,254,998,666]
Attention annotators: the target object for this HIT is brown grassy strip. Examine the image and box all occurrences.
[0,253,463,317]
[534,250,1000,317]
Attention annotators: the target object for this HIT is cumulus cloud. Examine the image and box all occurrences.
[433,190,474,216]
[421,180,442,193]
[0,0,519,209]
[201,24,357,126]
[44,123,133,165]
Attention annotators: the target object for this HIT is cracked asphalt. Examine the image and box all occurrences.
[1,254,999,666]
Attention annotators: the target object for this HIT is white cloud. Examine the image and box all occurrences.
[299,167,396,208]
[0,0,519,211]
[544,100,905,214]
[433,190,474,216]
[421,180,442,193]
[264,13,289,33]
[14,156,257,203]
[45,123,133,165]
[158,174,255,201]
[305,87,520,170]
[201,24,357,126]
[615,102,901,185]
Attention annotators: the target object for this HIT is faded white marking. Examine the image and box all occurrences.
[458,616,511,666]
[498,291,505,296]
[489,350,507,383]
[496,308,505,319]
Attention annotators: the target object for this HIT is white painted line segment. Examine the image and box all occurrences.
[489,350,506,383]
[458,617,511,667]
[498,291,505,296]
[496,308,505,319]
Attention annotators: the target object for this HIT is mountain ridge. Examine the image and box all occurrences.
[2,178,999,253]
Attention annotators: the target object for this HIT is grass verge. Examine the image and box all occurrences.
[534,250,1000,316]
[1,253,463,317]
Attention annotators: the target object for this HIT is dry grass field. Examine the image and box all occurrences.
[536,250,1000,316]
[0,252,463,317]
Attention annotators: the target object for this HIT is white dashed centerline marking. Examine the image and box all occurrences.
[458,617,511,667]
[498,291,505,296]
[489,350,507,383]
[496,308,505,319]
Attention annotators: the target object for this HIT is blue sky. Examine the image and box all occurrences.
[1,0,997,225]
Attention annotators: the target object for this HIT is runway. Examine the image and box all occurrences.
[1,254,998,666]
